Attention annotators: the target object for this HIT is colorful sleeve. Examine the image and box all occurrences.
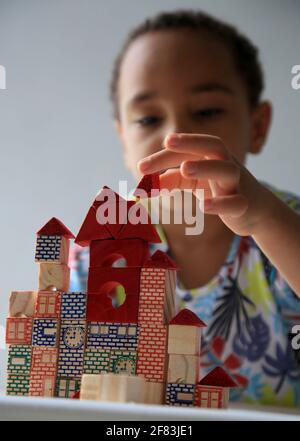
[260,183,300,315]
[69,243,89,292]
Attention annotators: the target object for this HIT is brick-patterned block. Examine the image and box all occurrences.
[57,320,86,377]
[55,377,81,398]
[7,345,32,375]
[83,348,110,375]
[86,322,138,351]
[110,350,137,375]
[136,323,168,382]
[61,292,87,320]
[138,268,166,325]
[6,375,30,396]
[35,235,69,264]
[29,348,58,397]
[6,317,33,345]
[32,318,59,347]
[35,291,61,318]
[165,383,195,406]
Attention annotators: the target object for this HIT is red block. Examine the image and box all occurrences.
[87,267,140,323]
[6,317,33,345]
[34,291,61,318]
[29,348,58,397]
[89,238,149,268]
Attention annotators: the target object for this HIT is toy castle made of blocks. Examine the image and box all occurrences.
[5,174,237,408]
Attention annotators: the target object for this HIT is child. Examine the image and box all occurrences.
[70,10,300,407]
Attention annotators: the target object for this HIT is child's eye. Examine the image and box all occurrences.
[193,108,225,119]
[135,116,160,127]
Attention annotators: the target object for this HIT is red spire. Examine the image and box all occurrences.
[37,217,74,239]
[117,203,161,243]
[145,250,178,269]
[169,309,207,327]
[133,173,160,198]
[198,367,238,388]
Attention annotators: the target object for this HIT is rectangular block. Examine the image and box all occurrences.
[83,348,110,375]
[35,235,69,264]
[55,377,81,399]
[6,375,30,396]
[7,345,32,375]
[6,317,33,345]
[35,290,61,318]
[57,320,86,377]
[32,318,59,347]
[167,354,200,384]
[29,376,56,397]
[165,383,195,407]
[9,291,37,317]
[38,263,70,291]
[61,292,87,320]
[86,322,138,351]
[109,350,137,375]
[168,324,201,355]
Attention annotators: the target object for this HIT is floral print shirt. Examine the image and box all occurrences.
[70,181,300,408]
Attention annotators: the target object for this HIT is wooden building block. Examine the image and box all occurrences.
[32,318,59,347]
[29,348,58,397]
[6,317,33,345]
[194,385,229,409]
[109,350,137,375]
[86,322,138,351]
[167,354,200,384]
[136,323,168,382]
[144,381,165,405]
[35,290,61,318]
[57,320,86,377]
[7,345,32,375]
[55,377,81,398]
[35,235,70,264]
[168,325,201,355]
[165,383,195,407]
[6,375,30,396]
[61,291,87,320]
[83,348,110,375]
[38,263,70,292]
[9,291,37,318]
[80,373,146,403]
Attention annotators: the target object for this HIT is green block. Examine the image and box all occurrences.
[83,348,110,374]
[6,375,30,396]
[55,377,81,399]
[7,345,32,375]
[109,350,137,375]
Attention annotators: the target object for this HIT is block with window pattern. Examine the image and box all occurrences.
[32,318,59,347]
[35,291,61,318]
[86,322,138,351]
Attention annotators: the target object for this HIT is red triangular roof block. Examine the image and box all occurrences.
[37,217,75,239]
[133,173,160,198]
[75,206,113,246]
[145,250,178,269]
[169,308,207,327]
[117,203,161,243]
[198,367,238,388]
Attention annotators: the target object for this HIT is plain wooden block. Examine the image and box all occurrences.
[80,373,146,403]
[9,291,37,318]
[167,354,200,384]
[144,381,165,405]
[168,324,201,355]
[38,263,70,291]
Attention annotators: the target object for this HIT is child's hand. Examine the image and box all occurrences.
[138,133,276,236]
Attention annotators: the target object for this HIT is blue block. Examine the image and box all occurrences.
[61,292,87,320]
[86,322,138,351]
[57,320,86,377]
[35,235,62,262]
[165,383,195,406]
[32,319,59,347]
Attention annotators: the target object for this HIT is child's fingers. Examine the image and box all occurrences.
[203,194,248,217]
[159,169,212,196]
[181,159,240,193]
[164,133,230,160]
[138,150,199,174]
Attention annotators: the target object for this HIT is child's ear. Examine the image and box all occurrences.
[249,101,273,154]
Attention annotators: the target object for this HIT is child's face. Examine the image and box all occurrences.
[115,30,267,180]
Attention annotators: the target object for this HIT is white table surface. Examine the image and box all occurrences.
[1,395,300,421]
